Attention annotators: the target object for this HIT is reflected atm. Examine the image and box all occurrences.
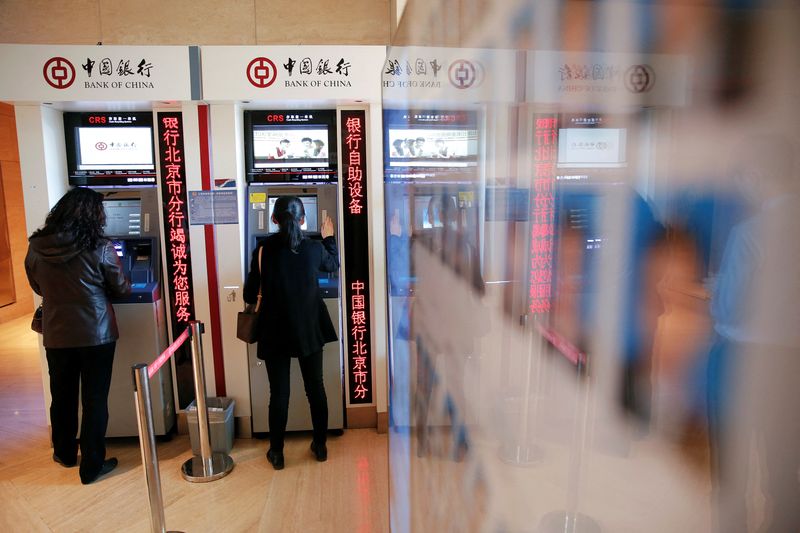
[244,109,344,432]
[64,111,174,437]
[382,109,483,428]
[383,109,483,294]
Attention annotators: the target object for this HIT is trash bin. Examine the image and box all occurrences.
[186,397,235,455]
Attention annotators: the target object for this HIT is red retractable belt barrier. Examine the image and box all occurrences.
[536,324,587,367]
[147,327,190,379]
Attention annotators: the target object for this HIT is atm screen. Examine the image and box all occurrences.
[76,127,155,170]
[253,127,331,169]
[387,128,479,168]
[244,110,338,182]
[267,196,318,234]
[557,128,627,168]
[383,109,480,182]
[413,194,460,229]
[104,199,142,236]
[415,195,435,228]
[64,112,157,186]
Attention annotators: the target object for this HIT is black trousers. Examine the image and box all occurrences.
[264,350,328,452]
[46,342,115,480]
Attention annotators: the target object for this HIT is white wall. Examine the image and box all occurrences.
[208,103,251,419]
[16,103,70,420]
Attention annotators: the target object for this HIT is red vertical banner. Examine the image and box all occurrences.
[341,109,372,405]
[197,104,226,397]
[529,115,558,316]
[157,111,196,407]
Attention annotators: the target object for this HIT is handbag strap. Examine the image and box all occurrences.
[254,246,263,312]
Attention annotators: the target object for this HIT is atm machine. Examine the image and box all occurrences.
[243,109,345,433]
[63,111,175,437]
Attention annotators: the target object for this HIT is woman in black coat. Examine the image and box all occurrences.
[25,187,130,484]
[243,196,339,470]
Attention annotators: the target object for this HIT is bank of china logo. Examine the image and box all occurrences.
[43,57,76,89]
[625,64,655,93]
[449,59,484,90]
[247,57,278,88]
[95,142,108,151]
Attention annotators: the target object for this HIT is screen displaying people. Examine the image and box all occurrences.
[387,129,478,166]
[252,127,329,167]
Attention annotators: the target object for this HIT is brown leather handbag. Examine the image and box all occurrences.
[236,247,262,343]
[31,304,43,334]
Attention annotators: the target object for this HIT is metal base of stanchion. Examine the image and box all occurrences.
[181,452,234,483]
[498,443,543,466]
[537,511,601,533]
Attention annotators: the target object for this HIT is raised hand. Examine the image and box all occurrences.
[321,215,334,238]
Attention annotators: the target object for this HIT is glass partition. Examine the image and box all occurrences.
[385,2,800,532]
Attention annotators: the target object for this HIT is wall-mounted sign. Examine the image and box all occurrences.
[188,190,239,225]
[382,46,516,103]
[0,45,192,102]
[529,115,558,316]
[527,51,689,106]
[200,46,385,102]
[340,109,373,405]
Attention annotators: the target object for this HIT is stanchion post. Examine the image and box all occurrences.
[190,321,214,471]
[536,361,601,533]
[499,314,544,465]
[133,363,167,533]
[181,321,234,482]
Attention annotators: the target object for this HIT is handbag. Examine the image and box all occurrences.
[237,247,262,343]
[31,304,43,334]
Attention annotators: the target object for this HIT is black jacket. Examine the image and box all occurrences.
[243,234,339,358]
[25,232,130,349]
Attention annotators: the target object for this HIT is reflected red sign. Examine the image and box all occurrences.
[529,116,558,315]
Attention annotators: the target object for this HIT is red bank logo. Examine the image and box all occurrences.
[625,64,656,93]
[95,142,108,151]
[448,59,483,90]
[246,57,278,88]
[43,57,76,89]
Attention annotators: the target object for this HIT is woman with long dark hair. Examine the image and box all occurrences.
[243,196,339,470]
[25,187,130,484]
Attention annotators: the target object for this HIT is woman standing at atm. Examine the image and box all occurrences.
[25,187,130,485]
[244,195,339,470]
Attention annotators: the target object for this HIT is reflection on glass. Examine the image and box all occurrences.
[385,3,800,533]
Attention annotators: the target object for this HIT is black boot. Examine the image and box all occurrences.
[310,441,327,462]
[266,449,285,470]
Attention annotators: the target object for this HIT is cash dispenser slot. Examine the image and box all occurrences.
[112,238,160,303]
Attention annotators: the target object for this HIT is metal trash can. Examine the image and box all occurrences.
[185,397,235,455]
